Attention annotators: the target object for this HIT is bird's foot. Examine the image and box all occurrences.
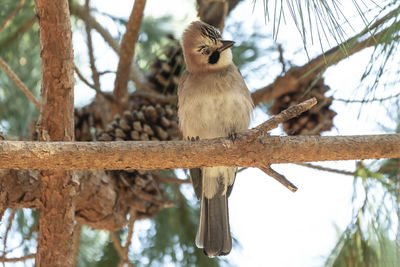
[228,131,238,142]
[187,136,200,141]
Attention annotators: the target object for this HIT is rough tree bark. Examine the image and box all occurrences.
[34,0,75,266]
[0,134,399,170]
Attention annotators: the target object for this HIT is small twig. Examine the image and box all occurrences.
[74,64,96,90]
[1,209,16,263]
[1,254,35,262]
[72,223,82,267]
[74,64,116,103]
[296,162,354,176]
[0,57,40,110]
[98,70,115,76]
[0,0,25,35]
[334,91,400,103]
[259,165,298,192]
[84,0,101,93]
[122,209,136,266]
[278,44,286,73]
[244,97,317,143]
[110,232,124,258]
[0,16,36,49]
[110,231,135,267]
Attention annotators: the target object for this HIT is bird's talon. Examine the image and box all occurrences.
[228,132,237,142]
[188,136,200,141]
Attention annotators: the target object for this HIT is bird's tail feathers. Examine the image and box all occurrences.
[196,195,232,257]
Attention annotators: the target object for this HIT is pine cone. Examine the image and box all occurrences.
[270,77,336,135]
[97,95,180,142]
[95,95,181,218]
[146,41,184,95]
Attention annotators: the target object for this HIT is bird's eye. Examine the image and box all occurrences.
[197,45,211,55]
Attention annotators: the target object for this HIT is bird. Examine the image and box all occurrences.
[177,21,254,257]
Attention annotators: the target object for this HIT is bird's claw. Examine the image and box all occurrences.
[228,132,238,142]
[187,136,200,141]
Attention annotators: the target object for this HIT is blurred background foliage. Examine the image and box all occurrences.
[1,0,400,266]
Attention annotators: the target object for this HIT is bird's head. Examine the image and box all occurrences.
[181,21,235,73]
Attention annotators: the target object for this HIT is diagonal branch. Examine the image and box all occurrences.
[84,0,101,93]
[245,97,317,142]
[296,162,354,176]
[69,2,148,89]
[0,57,40,110]
[0,16,36,50]
[113,0,146,100]
[259,165,297,192]
[0,0,25,35]
[251,17,400,106]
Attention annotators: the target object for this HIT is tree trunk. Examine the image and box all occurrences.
[34,0,75,266]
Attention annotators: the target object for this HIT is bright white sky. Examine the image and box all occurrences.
[74,0,397,266]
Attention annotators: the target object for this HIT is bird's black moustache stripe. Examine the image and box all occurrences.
[208,51,220,64]
[200,25,221,44]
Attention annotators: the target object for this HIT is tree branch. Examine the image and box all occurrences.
[84,0,101,93]
[70,2,148,88]
[1,254,35,262]
[251,17,400,106]
[0,57,40,110]
[113,0,146,100]
[296,162,354,176]
[245,97,316,142]
[0,16,36,50]
[0,134,398,170]
[0,0,25,35]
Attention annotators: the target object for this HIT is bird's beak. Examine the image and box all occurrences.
[219,40,235,52]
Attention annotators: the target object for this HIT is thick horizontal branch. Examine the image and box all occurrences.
[0,134,399,170]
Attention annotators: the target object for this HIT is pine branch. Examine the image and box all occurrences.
[74,63,96,90]
[69,3,148,90]
[245,97,317,142]
[84,0,101,93]
[0,0,25,35]
[1,254,35,262]
[70,3,120,53]
[251,16,400,106]
[0,208,16,263]
[113,0,146,100]
[0,16,36,50]
[0,133,397,169]
[0,57,40,110]
[296,162,354,176]
[334,91,400,104]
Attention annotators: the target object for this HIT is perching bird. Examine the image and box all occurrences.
[178,21,254,257]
